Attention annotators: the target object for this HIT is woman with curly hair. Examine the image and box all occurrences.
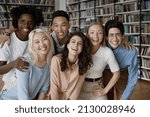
[0,6,44,95]
[49,32,92,100]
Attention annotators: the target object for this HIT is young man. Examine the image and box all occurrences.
[0,6,44,93]
[103,20,138,100]
[50,10,70,55]
[0,10,71,56]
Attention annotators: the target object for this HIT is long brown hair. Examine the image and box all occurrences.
[60,32,93,75]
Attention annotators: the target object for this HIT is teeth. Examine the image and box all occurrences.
[39,46,46,51]
[112,41,118,45]
[72,48,77,51]
[23,29,29,32]
[58,33,63,36]
[41,47,46,51]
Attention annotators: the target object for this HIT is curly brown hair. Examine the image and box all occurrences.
[60,32,93,75]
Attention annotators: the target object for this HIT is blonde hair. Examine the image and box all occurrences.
[28,28,53,64]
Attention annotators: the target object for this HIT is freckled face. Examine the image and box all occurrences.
[88,24,104,47]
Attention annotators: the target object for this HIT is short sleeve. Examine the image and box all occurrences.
[107,48,120,72]
[0,43,11,61]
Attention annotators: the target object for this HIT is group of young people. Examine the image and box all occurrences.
[0,5,138,100]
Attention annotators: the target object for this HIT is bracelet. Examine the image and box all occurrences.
[3,30,11,36]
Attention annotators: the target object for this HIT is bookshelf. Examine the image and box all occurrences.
[0,0,54,33]
[66,0,97,32]
[139,0,150,81]
[66,0,150,81]
[66,0,80,32]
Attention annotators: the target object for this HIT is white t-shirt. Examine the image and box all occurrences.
[85,46,119,79]
[0,32,28,82]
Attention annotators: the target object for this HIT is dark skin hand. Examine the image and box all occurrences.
[0,25,16,48]
[0,35,11,48]
[14,57,29,72]
[0,57,29,75]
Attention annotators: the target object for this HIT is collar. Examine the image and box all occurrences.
[67,59,79,69]
[51,31,69,47]
[107,42,123,51]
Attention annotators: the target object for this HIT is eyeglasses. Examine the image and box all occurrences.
[108,33,122,39]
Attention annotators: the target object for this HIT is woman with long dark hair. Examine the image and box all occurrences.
[49,32,92,100]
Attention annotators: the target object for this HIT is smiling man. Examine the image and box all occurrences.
[50,10,70,55]
[104,20,138,100]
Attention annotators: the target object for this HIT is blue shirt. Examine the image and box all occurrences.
[108,44,138,99]
[0,60,50,100]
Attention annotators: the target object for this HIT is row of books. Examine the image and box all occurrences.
[142,58,150,68]
[141,12,150,21]
[141,35,150,44]
[142,0,150,9]
[0,13,9,19]
[0,5,10,12]
[0,0,54,5]
[141,47,150,56]
[124,24,150,34]
[0,0,30,3]
[141,69,150,79]
[133,46,150,57]
[98,0,114,5]
[33,0,54,5]
[96,16,114,24]
[128,35,150,45]
[69,12,79,19]
[0,5,54,12]
[67,0,79,4]
[141,24,150,33]
[0,20,9,27]
[70,19,79,26]
[115,12,150,23]
[67,0,150,10]
[115,3,139,13]
[80,17,95,26]
[80,1,94,10]
[67,4,79,11]
[124,25,140,33]
[123,14,139,23]
[70,17,96,27]
[80,10,94,18]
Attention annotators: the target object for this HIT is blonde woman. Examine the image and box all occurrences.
[0,28,52,100]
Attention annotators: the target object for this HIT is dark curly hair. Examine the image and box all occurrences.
[60,32,93,75]
[105,20,124,36]
[10,6,44,28]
